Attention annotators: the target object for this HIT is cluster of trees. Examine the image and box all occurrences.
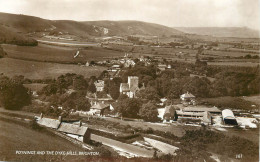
[0,36,38,46]
[0,75,31,110]
[112,95,160,122]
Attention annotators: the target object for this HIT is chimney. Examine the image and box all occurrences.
[40,113,43,119]
[58,116,62,122]
[79,120,82,127]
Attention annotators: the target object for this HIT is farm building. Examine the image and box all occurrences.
[157,64,167,71]
[176,111,204,118]
[181,106,221,114]
[57,122,91,143]
[37,115,61,129]
[37,115,91,143]
[94,80,105,92]
[120,76,139,98]
[222,109,238,125]
[90,103,110,116]
[176,104,220,119]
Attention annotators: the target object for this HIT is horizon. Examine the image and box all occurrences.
[1,11,259,31]
[0,0,259,30]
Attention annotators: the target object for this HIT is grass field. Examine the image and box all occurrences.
[2,43,125,63]
[0,58,106,79]
[207,61,260,67]
[0,118,85,161]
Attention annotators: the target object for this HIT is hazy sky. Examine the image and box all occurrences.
[0,0,259,30]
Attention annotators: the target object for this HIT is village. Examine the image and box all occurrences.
[4,47,254,160]
[0,9,259,161]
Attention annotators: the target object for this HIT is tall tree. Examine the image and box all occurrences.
[139,101,159,122]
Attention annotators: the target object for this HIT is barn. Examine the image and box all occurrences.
[57,122,91,143]
[222,109,238,125]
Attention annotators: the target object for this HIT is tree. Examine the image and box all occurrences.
[139,101,159,122]
[40,83,58,96]
[114,98,142,118]
[0,77,31,110]
[62,92,90,111]
[109,84,120,100]
[73,75,87,90]
[87,82,96,93]
[136,87,160,102]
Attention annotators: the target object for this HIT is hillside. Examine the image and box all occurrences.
[174,27,259,38]
[0,25,37,46]
[0,12,182,39]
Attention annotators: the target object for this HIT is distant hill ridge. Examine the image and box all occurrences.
[0,12,182,38]
[174,27,259,38]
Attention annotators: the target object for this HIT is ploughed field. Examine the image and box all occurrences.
[2,43,125,63]
[0,58,106,79]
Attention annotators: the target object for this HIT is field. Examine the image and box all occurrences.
[2,43,125,63]
[0,117,85,161]
[0,58,106,79]
[199,96,259,111]
[207,61,260,67]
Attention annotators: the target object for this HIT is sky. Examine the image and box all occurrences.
[0,0,259,30]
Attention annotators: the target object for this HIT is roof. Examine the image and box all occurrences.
[37,117,61,129]
[90,103,109,110]
[57,123,88,136]
[176,111,204,117]
[164,106,175,114]
[120,83,130,92]
[182,106,221,113]
[158,64,167,67]
[94,80,104,87]
[181,92,195,99]
[222,109,235,120]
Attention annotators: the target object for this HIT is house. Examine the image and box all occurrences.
[180,92,196,105]
[94,80,105,92]
[119,76,139,98]
[158,64,167,71]
[57,122,91,143]
[124,59,136,67]
[110,64,121,72]
[222,109,238,125]
[90,103,110,116]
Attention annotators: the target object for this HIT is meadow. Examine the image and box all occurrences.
[2,43,125,63]
[0,58,106,79]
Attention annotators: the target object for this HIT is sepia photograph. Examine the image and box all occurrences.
[0,0,259,161]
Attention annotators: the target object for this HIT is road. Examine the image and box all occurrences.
[91,134,154,158]
[37,40,100,47]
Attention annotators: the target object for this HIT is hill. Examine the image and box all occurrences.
[0,12,182,39]
[174,27,259,38]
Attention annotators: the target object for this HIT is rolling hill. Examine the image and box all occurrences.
[0,12,182,39]
[174,27,259,38]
